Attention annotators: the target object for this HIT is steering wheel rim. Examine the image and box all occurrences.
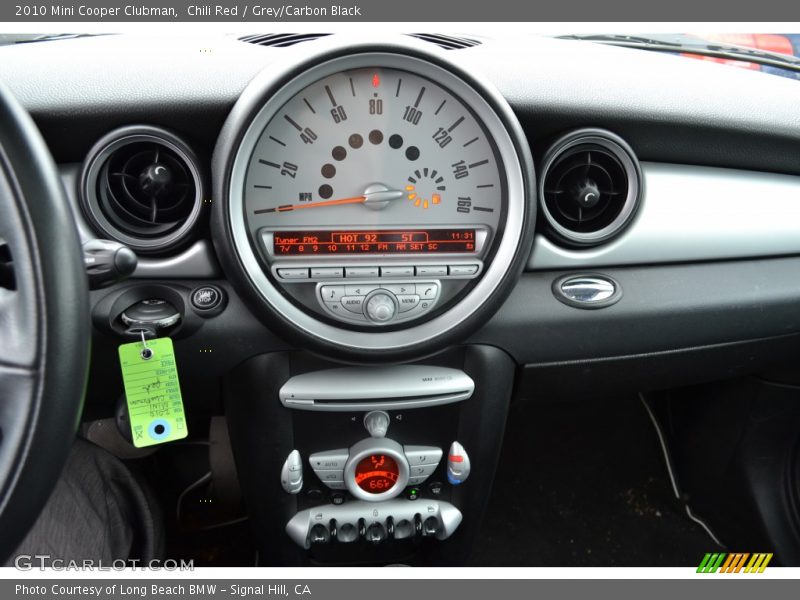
[0,82,89,562]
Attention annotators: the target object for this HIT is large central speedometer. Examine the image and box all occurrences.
[214,39,533,360]
[244,67,503,239]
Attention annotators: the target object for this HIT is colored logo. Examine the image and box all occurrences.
[697,553,773,573]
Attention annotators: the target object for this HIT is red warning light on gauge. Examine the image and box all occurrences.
[372,73,380,88]
[354,454,398,494]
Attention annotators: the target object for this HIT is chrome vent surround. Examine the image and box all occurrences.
[540,129,642,246]
[238,33,331,47]
[80,126,205,254]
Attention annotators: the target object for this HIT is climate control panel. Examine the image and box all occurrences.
[309,441,443,499]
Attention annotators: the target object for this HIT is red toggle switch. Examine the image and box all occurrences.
[446,442,470,485]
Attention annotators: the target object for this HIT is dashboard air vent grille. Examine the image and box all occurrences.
[239,33,331,47]
[540,130,641,246]
[80,126,205,254]
[407,33,481,50]
[0,242,15,290]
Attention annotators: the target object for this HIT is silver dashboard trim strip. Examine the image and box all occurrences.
[530,162,800,269]
[133,239,222,279]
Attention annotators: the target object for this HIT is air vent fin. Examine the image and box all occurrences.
[0,242,15,290]
[540,130,641,246]
[80,126,205,254]
[407,33,481,50]
[239,33,331,47]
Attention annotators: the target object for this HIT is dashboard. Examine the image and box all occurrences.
[4,29,800,566]
[1,30,800,375]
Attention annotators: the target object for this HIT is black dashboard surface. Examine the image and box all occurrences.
[3,32,800,377]
[1,33,800,174]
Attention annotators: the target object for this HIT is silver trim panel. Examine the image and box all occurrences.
[530,162,800,270]
[279,365,475,411]
[133,239,222,279]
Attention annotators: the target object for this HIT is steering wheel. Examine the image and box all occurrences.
[0,82,89,562]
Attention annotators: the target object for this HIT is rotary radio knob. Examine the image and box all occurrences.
[364,291,397,323]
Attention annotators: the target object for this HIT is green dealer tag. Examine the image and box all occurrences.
[118,337,188,448]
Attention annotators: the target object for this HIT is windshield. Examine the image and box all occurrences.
[560,33,800,80]
[680,33,799,79]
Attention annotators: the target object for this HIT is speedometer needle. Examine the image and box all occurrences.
[253,187,405,214]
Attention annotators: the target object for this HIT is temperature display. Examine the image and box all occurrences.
[273,229,476,255]
[354,454,399,494]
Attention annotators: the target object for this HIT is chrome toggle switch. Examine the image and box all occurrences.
[446,441,471,485]
[281,449,303,494]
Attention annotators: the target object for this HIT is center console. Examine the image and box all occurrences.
[223,344,515,566]
[212,42,530,565]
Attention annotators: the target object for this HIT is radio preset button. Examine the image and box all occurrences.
[277,268,309,280]
[396,294,420,312]
[448,264,480,276]
[312,267,344,279]
[416,265,447,277]
[381,266,415,277]
[341,296,366,313]
[346,266,380,278]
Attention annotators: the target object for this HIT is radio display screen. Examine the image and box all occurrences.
[273,229,477,255]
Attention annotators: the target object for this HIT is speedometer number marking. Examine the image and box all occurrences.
[452,160,469,179]
[402,105,423,125]
[369,94,384,115]
[432,127,453,148]
[325,85,348,123]
[284,115,318,144]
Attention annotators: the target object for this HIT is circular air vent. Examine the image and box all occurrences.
[540,129,641,246]
[80,126,205,254]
